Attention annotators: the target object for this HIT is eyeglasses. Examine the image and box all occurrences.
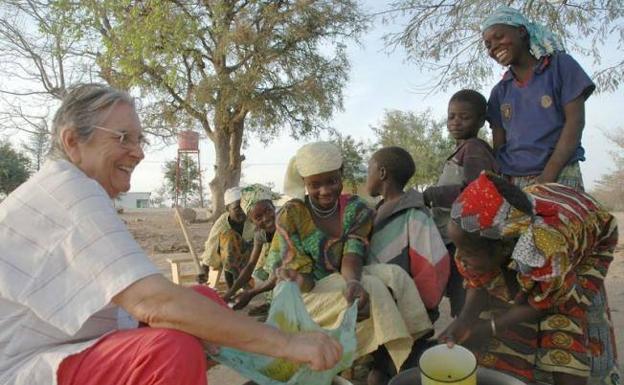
[93,125,150,150]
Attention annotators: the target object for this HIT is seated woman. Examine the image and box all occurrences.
[440,172,619,385]
[200,186,255,288]
[0,84,343,385]
[223,184,278,313]
[264,141,433,385]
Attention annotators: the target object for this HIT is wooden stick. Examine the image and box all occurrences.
[173,207,202,274]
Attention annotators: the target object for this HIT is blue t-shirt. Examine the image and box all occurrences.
[487,53,595,176]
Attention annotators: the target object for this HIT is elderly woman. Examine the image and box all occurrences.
[200,186,255,288]
[222,184,278,310]
[264,142,433,385]
[0,84,342,385]
[440,172,619,385]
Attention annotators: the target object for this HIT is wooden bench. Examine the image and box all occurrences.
[166,257,197,284]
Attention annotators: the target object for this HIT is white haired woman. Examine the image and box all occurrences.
[0,84,342,385]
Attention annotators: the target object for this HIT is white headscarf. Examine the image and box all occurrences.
[283,141,342,199]
[224,187,242,206]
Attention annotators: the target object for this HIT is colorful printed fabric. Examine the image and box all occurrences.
[453,180,619,383]
[426,137,499,244]
[264,195,373,281]
[509,162,585,191]
[252,230,273,282]
[369,189,450,310]
[482,6,565,60]
[450,172,513,239]
[200,212,255,269]
[219,228,254,280]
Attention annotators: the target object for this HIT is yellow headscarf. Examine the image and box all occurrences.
[283,141,342,199]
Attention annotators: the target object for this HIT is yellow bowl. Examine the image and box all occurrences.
[418,344,477,385]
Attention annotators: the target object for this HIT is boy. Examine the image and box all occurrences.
[367,146,450,321]
[423,89,499,317]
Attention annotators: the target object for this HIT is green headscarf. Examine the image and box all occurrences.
[482,6,565,60]
[240,184,278,214]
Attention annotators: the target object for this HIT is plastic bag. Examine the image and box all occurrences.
[210,281,358,385]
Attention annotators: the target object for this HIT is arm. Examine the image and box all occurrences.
[538,96,585,183]
[492,300,544,335]
[232,275,277,310]
[457,287,489,322]
[491,125,506,152]
[424,142,497,208]
[223,233,264,301]
[113,274,341,370]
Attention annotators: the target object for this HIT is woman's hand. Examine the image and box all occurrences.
[439,318,492,350]
[283,331,343,371]
[438,317,473,347]
[344,280,370,321]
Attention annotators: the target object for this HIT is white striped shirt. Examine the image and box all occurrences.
[0,159,159,385]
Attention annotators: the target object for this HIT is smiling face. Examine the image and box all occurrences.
[447,100,483,141]
[482,24,529,67]
[249,200,276,233]
[303,169,343,210]
[64,102,144,198]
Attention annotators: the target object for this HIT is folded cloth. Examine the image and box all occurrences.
[301,264,433,371]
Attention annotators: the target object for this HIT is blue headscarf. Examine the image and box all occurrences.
[482,6,565,60]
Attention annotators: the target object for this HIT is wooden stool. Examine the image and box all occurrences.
[166,257,197,284]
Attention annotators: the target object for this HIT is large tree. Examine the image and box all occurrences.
[60,0,367,218]
[371,109,455,188]
[0,141,30,198]
[332,133,370,193]
[0,0,97,133]
[381,1,624,92]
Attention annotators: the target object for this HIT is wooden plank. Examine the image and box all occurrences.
[173,207,202,275]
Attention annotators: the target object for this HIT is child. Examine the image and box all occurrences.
[423,89,499,317]
[367,146,450,322]
[482,6,594,190]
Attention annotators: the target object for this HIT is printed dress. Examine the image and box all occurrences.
[456,183,619,384]
[264,195,432,370]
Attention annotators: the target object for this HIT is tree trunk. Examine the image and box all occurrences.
[207,120,244,221]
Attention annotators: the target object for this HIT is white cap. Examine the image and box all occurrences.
[224,187,241,206]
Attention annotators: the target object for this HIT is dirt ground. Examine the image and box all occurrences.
[122,209,624,385]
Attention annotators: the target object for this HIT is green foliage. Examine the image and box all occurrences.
[591,127,624,210]
[55,0,367,215]
[0,141,31,197]
[332,133,370,193]
[162,154,201,208]
[371,109,455,189]
[382,1,624,92]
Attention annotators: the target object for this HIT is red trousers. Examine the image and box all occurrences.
[57,285,226,385]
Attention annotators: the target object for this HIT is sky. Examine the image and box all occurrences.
[3,3,622,200]
[129,10,624,199]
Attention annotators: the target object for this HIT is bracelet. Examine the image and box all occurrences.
[490,317,497,336]
[345,279,362,286]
